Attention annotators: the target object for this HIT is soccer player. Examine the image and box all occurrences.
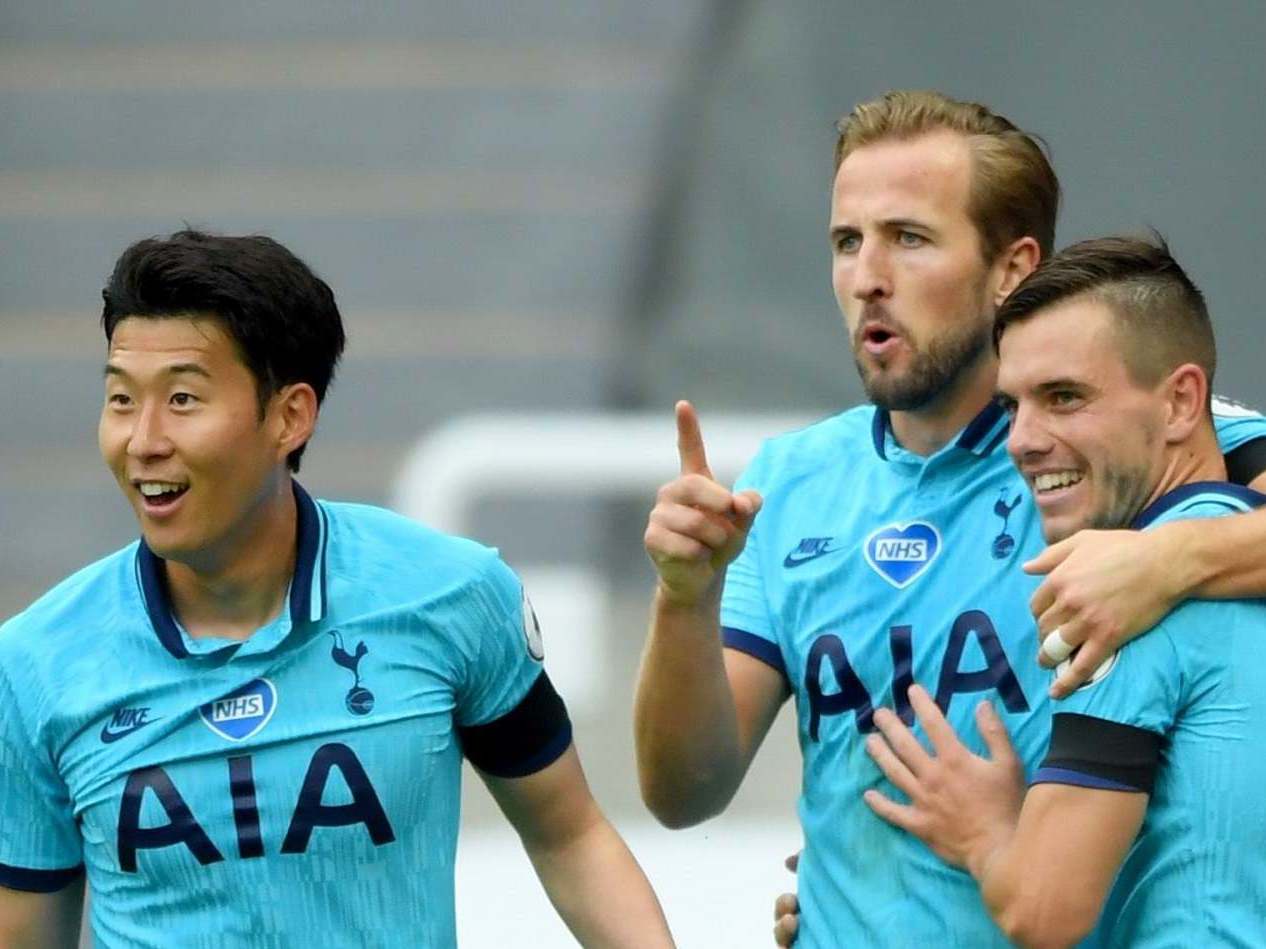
[863,235,1266,948]
[635,91,1266,948]
[0,231,675,948]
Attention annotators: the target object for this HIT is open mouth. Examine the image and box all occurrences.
[137,481,190,510]
[860,324,903,354]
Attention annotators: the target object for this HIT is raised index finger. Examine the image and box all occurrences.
[676,400,713,478]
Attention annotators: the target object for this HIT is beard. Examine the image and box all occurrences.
[1041,458,1157,544]
[1086,460,1156,532]
[854,313,993,412]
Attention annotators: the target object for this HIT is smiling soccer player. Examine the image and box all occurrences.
[0,230,674,949]
[863,236,1266,947]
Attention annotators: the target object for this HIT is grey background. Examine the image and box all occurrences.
[1,0,1263,940]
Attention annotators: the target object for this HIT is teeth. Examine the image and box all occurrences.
[139,482,185,497]
[1034,471,1082,492]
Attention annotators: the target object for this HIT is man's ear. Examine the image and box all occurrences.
[1161,363,1208,444]
[991,236,1041,307]
[270,383,318,463]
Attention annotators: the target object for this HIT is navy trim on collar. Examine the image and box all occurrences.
[956,400,1008,453]
[872,408,890,460]
[871,400,1009,460]
[1131,481,1266,530]
[136,481,328,659]
[136,539,188,658]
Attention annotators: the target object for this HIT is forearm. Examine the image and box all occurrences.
[1173,506,1266,601]
[526,812,674,948]
[974,843,1069,949]
[633,586,744,826]
[969,783,1139,949]
[0,880,83,949]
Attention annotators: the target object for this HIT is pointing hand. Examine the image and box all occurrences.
[644,401,762,608]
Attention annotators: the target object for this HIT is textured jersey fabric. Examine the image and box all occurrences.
[0,483,569,948]
[1034,482,1266,948]
[721,402,1266,948]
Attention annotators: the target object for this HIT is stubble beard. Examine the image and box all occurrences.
[856,313,993,412]
[1086,457,1159,532]
[1041,459,1157,544]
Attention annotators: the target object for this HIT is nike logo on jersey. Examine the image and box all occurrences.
[783,537,843,568]
[100,706,160,743]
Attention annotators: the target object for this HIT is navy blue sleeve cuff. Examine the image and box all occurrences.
[0,861,84,893]
[722,627,790,690]
[458,671,572,778]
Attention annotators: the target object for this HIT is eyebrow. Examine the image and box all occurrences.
[993,378,1092,402]
[1033,378,1088,392]
[880,217,931,230]
[828,217,932,236]
[104,363,212,380]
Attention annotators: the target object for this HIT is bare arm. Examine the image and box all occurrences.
[481,745,674,948]
[634,401,786,827]
[1027,499,1266,697]
[863,687,1144,949]
[0,879,83,949]
[972,784,1145,949]
[1158,493,1266,599]
[636,593,787,826]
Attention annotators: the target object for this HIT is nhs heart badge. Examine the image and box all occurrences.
[864,522,941,589]
[200,678,278,742]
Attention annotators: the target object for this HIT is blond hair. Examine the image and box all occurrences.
[835,90,1060,260]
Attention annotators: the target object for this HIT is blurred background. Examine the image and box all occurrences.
[2,1,1264,944]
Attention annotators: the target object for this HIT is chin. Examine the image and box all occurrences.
[1040,518,1085,545]
[138,527,198,563]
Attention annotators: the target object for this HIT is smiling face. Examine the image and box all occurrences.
[996,297,1168,543]
[98,316,294,567]
[830,130,1001,411]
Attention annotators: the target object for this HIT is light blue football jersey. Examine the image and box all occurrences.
[0,484,570,948]
[1032,483,1266,948]
[721,401,1266,949]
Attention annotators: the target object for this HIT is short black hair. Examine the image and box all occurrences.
[101,229,346,471]
[993,234,1214,393]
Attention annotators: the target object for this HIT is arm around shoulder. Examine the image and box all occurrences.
[480,745,675,948]
[1167,503,1266,601]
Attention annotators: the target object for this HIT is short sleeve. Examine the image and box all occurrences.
[720,447,787,681]
[1031,621,1182,794]
[1212,396,1266,455]
[0,655,84,891]
[453,556,571,778]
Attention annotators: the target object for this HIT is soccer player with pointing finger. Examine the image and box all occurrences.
[635,90,1266,947]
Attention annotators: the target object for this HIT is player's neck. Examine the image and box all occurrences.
[887,357,999,457]
[1137,424,1228,514]
[164,480,299,641]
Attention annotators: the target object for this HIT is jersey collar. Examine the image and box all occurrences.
[1130,480,1266,530]
[871,399,1009,461]
[135,481,330,659]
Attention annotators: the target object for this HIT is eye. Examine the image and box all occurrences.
[833,231,861,254]
[1049,390,1082,410]
[170,392,198,407]
[897,230,926,248]
[996,396,1018,418]
[107,392,132,408]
